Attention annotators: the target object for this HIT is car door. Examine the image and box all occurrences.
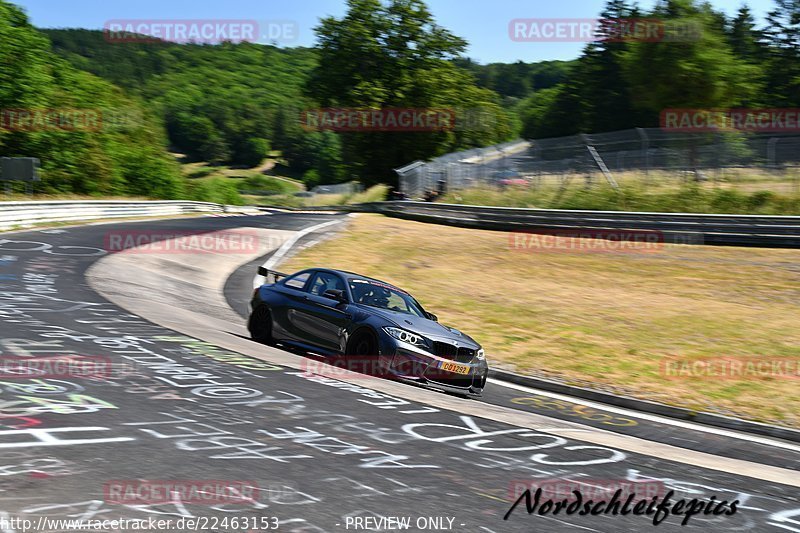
[291,271,352,352]
[270,270,313,342]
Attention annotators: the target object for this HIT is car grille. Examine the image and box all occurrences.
[432,375,473,388]
[433,342,475,363]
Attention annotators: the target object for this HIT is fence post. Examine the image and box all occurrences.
[767,137,779,169]
[636,128,650,177]
[714,132,723,184]
[580,133,593,188]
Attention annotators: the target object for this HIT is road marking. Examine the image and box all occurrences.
[488,378,800,453]
[90,225,800,487]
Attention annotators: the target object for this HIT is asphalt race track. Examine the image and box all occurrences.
[0,212,797,533]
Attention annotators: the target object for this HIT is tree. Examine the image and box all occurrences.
[728,5,765,62]
[307,0,512,186]
[621,0,762,117]
[763,0,800,105]
[576,0,645,132]
[48,30,320,168]
[519,0,647,138]
[0,1,182,197]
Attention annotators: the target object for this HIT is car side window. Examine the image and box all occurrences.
[283,271,311,290]
[309,272,345,297]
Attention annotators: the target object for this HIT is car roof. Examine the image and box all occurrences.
[312,268,408,294]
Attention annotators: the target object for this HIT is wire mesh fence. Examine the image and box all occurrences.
[395,140,530,199]
[395,129,800,199]
[310,182,363,196]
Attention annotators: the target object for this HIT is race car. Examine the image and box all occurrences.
[248,267,488,398]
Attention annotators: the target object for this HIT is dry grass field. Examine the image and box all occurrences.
[281,214,800,427]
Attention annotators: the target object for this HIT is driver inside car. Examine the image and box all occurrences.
[360,287,391,309]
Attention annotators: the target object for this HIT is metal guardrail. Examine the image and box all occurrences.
[489,367,800,442]
[0,200,261,231]
[260,201,800,248]
[371,201,800,247]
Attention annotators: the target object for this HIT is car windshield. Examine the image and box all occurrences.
[349,280,425,317]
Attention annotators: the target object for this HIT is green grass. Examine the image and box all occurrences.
[249,184,389,208]
[243,193,305,208]
[233,174,301,195]
[348,184,390,204]
[441,173,800,215]
[180,160,306,206]
[304,184,390,206]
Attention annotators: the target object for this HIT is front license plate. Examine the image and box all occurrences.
[440,361,470,375]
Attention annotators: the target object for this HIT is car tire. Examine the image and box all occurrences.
[345,329,378,357]
[248,305,273,344]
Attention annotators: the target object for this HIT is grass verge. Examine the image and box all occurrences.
[253,184,389,208]
[441,175,800,215]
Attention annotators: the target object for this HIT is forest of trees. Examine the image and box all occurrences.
[33,0,518,191]
[454,58,575,102]
[0,0,798,197]
[45,29,319,168]
[0,1,183,197]
[517,0,800,138]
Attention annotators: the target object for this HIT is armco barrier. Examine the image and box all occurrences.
[490,368,800,443]
[0,200,263,231]
[368,202,800,248]
[258,201,800,247]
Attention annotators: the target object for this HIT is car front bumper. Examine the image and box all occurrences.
[377,336,489,397]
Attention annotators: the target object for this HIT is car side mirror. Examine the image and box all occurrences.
[427,312,438,322]
[323,289,347,303]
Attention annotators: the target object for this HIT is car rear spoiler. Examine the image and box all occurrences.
[257,266,289,283]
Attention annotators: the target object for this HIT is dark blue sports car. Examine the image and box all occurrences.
[249,267,488,398]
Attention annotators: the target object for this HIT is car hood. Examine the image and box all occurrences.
[354,305,480,348]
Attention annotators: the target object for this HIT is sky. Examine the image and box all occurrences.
[12,0,777,63]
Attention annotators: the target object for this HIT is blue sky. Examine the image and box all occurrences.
[13,0,776,63]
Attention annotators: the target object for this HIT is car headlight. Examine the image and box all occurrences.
[476,349,485,360]
[384,327,426,347]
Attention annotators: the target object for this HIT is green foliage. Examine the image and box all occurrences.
[9,0,796,201]
[763,0,800,106]
[302,169,322,188]
[236,174,296,194]
[621,0,762,117]
[307,0,514,186]
[441,182,800,215]
[0,1,183,198]
[277,128,346,184]
[347,184,389,204]
[453,58,575,101]
[185,178,243,205]
[38,8,515,193]
[46,29,319,167]
[235,138,271,168]
[518,87,568,139]
[517,0,793,139]
[728,6,765,62]
[186,167,215,179]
